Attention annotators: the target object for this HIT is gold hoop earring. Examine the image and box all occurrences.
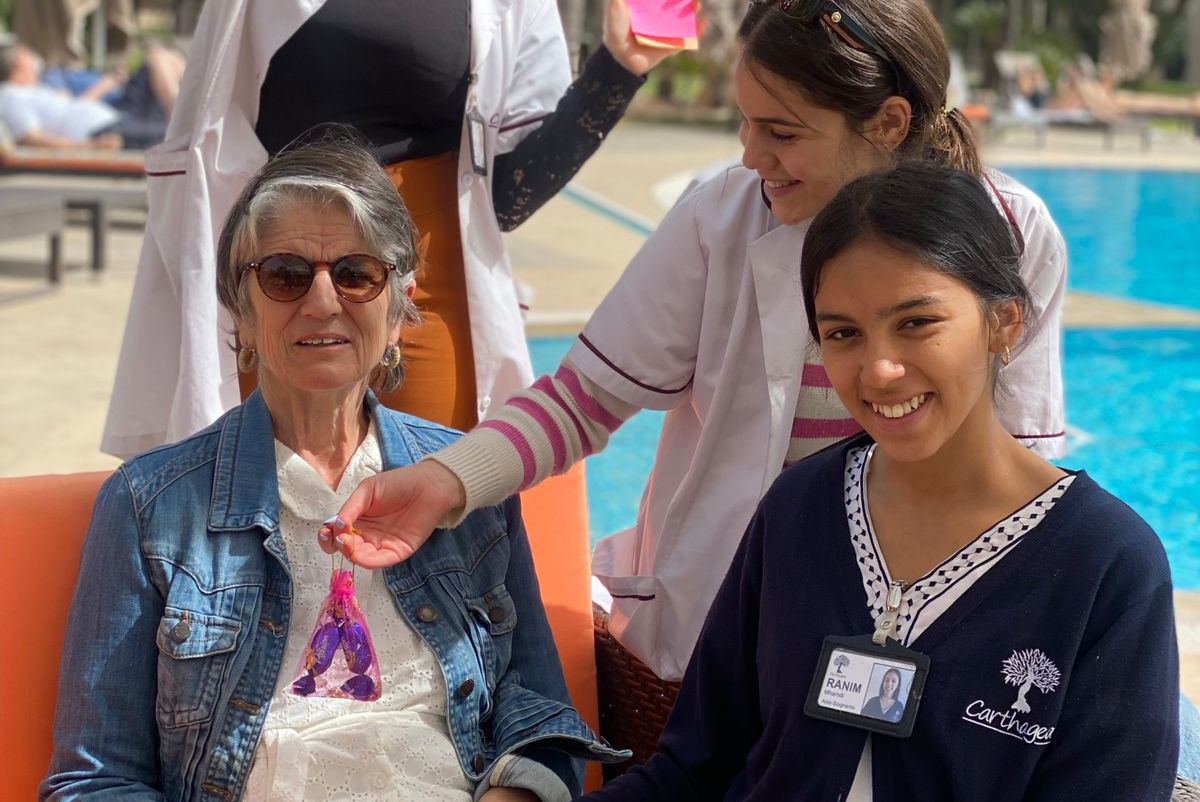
[380,344,402,369]
[237,347,258,373]
[1001,345,1012,367]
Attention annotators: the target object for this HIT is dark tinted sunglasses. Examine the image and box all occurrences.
[751,0,892,66]
[242,253,397,303]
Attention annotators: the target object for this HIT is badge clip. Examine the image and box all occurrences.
[467,107,488,176]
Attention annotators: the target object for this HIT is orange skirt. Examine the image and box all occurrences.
[239,151,477,430]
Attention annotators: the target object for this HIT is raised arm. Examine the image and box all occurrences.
[326,181,713,568]
[493,0,679,231]
[322,360,638,568]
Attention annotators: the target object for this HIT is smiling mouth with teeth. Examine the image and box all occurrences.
[298,338,348,346]
[869,393,928,419]
[764,179,799,188]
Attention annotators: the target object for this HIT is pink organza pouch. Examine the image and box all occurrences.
[291,562,382,702]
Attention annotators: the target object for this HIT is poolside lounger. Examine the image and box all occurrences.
[0,120,145,177]
[0,120,147,274]
[0,180,148,274]
[0,145,144,178]
[0,193,65,293]
[989,50,1152,151]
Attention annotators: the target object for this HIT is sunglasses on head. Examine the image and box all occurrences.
[750,0,892,66]
[242,253,398,303]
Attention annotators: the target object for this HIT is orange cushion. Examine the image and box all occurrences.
[0,471,110,802]
[1,466,602,795]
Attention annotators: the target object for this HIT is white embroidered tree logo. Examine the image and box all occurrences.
[1001,648,1061,714]
[833,654,850,675]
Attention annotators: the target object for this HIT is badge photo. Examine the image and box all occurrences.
[804,634,930,738]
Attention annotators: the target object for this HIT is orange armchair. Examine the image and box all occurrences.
[0,465,600,799]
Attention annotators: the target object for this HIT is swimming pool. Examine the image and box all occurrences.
[1004,167,1200,309]
[530,167,1200,586]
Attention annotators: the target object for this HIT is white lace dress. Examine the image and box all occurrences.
[244,427,473,801]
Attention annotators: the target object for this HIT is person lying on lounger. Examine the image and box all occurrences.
[0,41,182,150]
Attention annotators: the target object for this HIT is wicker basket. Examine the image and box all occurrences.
[1176,777,1200,801]
[593,608,681,780]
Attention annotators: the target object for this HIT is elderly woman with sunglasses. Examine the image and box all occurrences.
[40,137,623,802]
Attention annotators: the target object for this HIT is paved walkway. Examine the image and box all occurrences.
[2,120,1198,695]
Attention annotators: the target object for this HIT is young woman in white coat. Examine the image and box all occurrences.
[324,0,1069,682]
[101,0,676,456]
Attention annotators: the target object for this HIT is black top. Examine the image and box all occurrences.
[256,0,471,162]
[256,1,645,231]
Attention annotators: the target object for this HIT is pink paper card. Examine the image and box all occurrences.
[628,0,698,42]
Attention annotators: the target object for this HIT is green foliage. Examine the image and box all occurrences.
[1016,28,1078,85]
[1150,7,1188,81]
[949,0,1006,48]
[643,68,708,104]
[944,0,1195,87]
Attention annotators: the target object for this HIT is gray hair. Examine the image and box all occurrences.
[0,44,21,83]
[216,133,420,394]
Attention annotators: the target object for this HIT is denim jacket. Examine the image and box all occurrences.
[42,392,624,801]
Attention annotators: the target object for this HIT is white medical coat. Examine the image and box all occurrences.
[102,0,571,457]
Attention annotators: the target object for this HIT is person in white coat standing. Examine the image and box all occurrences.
[102,0,676,457]
[323,0,1068,685]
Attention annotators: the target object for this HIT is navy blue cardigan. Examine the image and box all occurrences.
[584,439,1179,801]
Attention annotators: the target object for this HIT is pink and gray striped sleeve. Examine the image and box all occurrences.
[428,358,639,521]
[784,361,862,467]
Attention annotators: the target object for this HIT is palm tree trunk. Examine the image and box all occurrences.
[1006,0,1024,48]
[1186,0,1200,84]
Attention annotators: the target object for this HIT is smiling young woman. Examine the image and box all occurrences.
[572,162,1179,802]
[803,166,1066,585]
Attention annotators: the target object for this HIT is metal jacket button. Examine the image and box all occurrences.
[416,604,438,623]
[170,621,191,642]
[487,605,506,624]
[455,679,475,699]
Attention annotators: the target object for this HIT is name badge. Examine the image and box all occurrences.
[467,108,488,176]
[804,634,930,738]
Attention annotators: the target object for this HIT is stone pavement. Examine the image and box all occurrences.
[1,120,1199,694]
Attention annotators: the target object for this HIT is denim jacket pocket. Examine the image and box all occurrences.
[155,607,242,729]
[466,585,518,635]
[465,584,517,687]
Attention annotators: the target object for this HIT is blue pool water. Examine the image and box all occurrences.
[530,167,1200,586]
[1004,167,1200,310]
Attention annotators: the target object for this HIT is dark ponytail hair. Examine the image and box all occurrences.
[800,162,1028,341]
[739,0,981,176]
